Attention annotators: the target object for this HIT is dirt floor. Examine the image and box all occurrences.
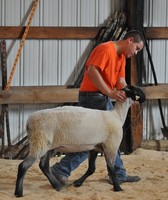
[0,148,168,200]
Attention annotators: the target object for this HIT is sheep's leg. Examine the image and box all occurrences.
[104,153,123,192]
[106,164,123,191]
[39,149,64,191]
[15,156,36,197]
[73,150,98,187]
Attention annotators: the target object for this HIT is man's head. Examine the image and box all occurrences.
[121,30,144,58]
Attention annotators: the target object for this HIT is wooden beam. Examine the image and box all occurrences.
[141,140,168,151]
[0,26,102,39]
[140,84,168,100]
[0,86,79,104]
[144,27,168,39]
[0,84,168,105]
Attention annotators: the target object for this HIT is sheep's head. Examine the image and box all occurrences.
[121,85,146,103]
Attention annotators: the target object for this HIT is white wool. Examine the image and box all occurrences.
[26,98,133,159]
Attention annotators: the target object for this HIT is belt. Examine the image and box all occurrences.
[79,91,106,97]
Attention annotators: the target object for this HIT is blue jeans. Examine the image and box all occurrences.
[52,93,127,180]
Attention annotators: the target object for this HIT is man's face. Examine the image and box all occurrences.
[124,38,144,58]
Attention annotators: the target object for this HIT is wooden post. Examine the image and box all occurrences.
[126,0,144,151]
[130,56,143,150]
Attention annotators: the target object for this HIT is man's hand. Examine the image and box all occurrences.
[114,90,127,102]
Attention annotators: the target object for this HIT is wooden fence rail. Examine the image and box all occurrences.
[0,27,102,39]
[0,84,168,105]
[0,27,168,39]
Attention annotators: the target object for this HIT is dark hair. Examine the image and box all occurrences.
[123,30,145,44]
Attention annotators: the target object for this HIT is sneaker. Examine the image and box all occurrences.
[51,167,68,185]
[109,175,141,185]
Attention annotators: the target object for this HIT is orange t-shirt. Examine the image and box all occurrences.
[80,41,126,92]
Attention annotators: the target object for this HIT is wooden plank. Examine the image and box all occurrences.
[0,84,168,105]
[0,27,102,39]
[0,86,79,104]
[141,140,168,151]
[144,27,168,39]
[140,84,168,99]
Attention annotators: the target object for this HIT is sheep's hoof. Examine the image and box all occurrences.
[15,193,23,198]
[53,183,64,191]
[56,185,64,191]
[114,185,123,192]
[73,180,83,187]
[15,190,23,198]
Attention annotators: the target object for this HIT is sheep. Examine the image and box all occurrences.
[14,85,145,197]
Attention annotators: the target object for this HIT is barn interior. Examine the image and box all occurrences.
[0,0,168,199]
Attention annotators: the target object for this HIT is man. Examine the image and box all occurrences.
[51,30,144,185]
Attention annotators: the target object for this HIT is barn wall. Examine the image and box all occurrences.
[0,0,126,145]
[143,0,168,140]
[1,0,167,146]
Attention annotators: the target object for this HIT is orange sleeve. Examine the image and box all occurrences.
[86,45,109,72]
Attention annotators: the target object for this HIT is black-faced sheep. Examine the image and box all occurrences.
[15,85,145,197]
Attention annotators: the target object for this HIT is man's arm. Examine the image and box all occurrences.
[87,65,126,102]
[116,77,127,90]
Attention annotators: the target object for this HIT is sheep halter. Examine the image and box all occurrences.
[5,0,39,91]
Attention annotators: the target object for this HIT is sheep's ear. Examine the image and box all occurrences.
[121,86,132,96]
[121,86,135,100]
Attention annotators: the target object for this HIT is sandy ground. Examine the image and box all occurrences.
[0,148,168,200]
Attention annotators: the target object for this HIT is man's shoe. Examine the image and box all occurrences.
[109,175,141,185]
[124,175,141,183]
[51,167,68,185]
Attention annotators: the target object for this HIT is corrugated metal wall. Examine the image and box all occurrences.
[1,0,167,146]
[143,0,168,140]
[0,0,125,145]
